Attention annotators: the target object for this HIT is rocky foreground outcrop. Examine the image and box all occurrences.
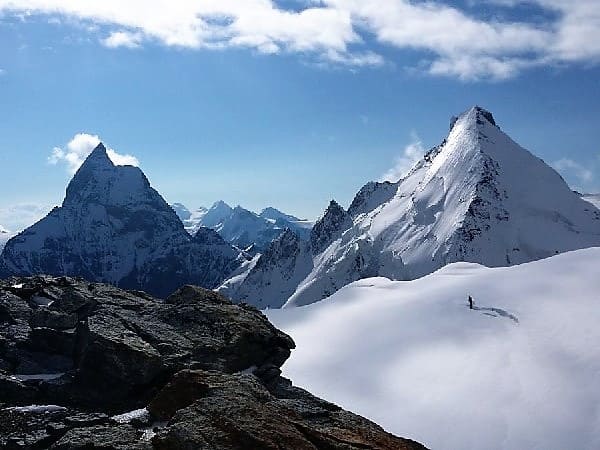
[0,276,426,449]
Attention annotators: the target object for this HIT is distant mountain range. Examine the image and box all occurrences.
[221,106,600,308]
[1,106,599,306]
[0,144,245,297]
[171,201,313,252]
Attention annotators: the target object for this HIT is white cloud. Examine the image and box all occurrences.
[0,203,53,232]
[552,157,598,193]
[49,133,139,174]
[1,0,600,79]
[102,31,142,48]
[381,132,425,182]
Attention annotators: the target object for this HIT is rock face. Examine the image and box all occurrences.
[310,200,352,255]
[0,276,426,450]
[229,106,600,308]
[149,370,425,450]
[0,145,243,297]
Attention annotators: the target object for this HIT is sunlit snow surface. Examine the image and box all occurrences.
[267,248,600,450]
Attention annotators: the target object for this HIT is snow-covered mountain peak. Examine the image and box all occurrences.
[201,200,234,228]
[0,147,243,296]
[468,105,497,126]
[449,105,497,131]
[230,106,600,309]
[63,142,153,209]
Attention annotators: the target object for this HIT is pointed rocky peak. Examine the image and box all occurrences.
[310,200,352,255]
[473,106,497,127]
[194,226,230,246]
[201,201,234,228]
[64,143,125,206]
[211,200,232,211]
[449,106,498,135]
[324,200,345,217]
[81,143,114,170]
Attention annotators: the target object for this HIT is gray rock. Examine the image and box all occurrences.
[151,370,427,450]
[52,425,148,450]
[0,276,427,450]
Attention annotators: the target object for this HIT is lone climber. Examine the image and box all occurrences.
[468,295,474,310]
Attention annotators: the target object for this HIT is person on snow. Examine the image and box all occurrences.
[468,295,474,310]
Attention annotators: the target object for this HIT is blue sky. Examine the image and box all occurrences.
[0,1,599,228]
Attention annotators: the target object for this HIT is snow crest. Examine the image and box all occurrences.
[232,106,600,308]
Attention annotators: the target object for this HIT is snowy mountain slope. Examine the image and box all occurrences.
[230,106,600,309]
[199,200,233,229]
[215,252,261,298]
[582,193,600,209]
[267,247,600,450]
[217,229,314,308]
[284,106,600,307]
[218,200,359,306]
[0,144,243,296]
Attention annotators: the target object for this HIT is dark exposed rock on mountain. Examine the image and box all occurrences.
[0,276,427,450]
[150,369,426,450]
[310,200,352,255]
[0,145,243,297]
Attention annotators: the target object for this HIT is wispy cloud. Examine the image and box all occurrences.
[49,133,139,174]
[553,156,599,193]
[0,203,53,232]
[381,132,425,182]
[102,31,143,49]
[1,1,599,80]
